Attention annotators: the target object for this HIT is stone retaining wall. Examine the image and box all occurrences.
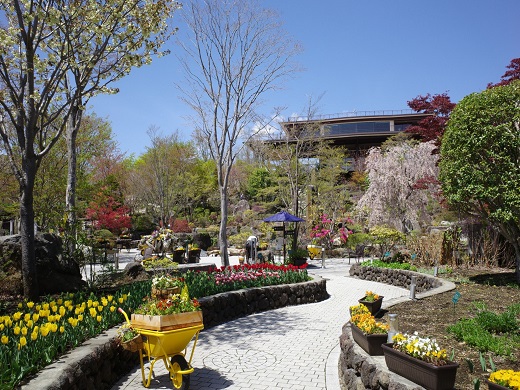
[22,275,328,390]
[349,263,442,293]
[339,323,420,390]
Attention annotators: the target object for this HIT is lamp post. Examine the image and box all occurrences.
[387,313,399,343]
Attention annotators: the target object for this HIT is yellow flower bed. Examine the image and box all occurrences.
[489,369,520,390]
[349,304,389,335]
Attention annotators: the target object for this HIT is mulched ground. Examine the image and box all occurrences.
[386,267,520,389]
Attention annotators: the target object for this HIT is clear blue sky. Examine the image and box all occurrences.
[89,0,519,157]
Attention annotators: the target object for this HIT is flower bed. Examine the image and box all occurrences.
[20,273,328,389]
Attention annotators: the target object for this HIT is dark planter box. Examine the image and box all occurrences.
[358,296,383,315]
[382,343,458,390]
[487,380,510,390]
[351,323,387,356]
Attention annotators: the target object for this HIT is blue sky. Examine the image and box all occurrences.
[89,0,519,157]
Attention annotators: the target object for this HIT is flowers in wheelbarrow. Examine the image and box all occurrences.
[152,274,184,290]
[134,285,201,315]
[117,322,139,342]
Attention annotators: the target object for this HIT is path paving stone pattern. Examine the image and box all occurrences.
[110,253,410,390]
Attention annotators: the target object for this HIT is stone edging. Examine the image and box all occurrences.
[339,266,456,390]
[21,274,328,390]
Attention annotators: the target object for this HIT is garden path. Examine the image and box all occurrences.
[110,254,410,390]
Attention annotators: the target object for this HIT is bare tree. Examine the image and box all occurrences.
[177,0,300,265]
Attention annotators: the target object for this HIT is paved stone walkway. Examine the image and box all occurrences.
[110,257,410,390]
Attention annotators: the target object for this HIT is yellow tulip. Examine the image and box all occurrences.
[59,326,65,333]
[32,313,39,322]
[97,306,103,313]
[19,336,27,347]
[43,303,50,311]
[13,312,22,321]
[40,325,50,337]
[96,315,102,322]
[21,327,28,336]
[87,300,93,308]
[59,306,66,316]
[17,302,23,309]
[110,306,116,312]
[14,326,21,336]
[57,298,63,305]
[89,308,97,317]
[31,331,38,341]
[27,301,35,309]
[1,335,8,344]
[118,298,124,304]
[24,313,31,322]
[26,320,33,328]
[78,314,83,321]
[107,295,114,302]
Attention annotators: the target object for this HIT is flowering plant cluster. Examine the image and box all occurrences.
[489,370,520,389]
[310,214,352,248]
[392,332,449,366]
[116,323,139,342]
[184,263,310,298]
[152,275,184,290]
[0,282,150,389]
[134,285,200,316]
[362,290,380,302]
[349,304,389,335]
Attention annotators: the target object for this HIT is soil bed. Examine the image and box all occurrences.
[386,267,520,390]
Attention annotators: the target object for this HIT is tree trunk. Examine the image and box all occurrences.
[20,158,39,301]
[219,185,230,267]
[66,120,78,254]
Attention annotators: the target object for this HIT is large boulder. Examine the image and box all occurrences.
[0,233,86,295]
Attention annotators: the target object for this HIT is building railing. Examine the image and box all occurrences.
[285,109,417,123]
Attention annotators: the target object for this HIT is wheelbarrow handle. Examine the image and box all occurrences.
[118,307,131,325]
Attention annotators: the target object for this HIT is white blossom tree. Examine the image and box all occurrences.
[355,140,441,232]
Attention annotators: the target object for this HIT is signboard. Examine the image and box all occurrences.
[452,291,461,304]
[273,226,284,231]
[284,230,295,235]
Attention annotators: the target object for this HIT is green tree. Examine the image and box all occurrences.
[439,81,520,282]
[0,0,180,300]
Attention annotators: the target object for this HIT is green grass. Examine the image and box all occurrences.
[360,259,418,271]
[447,303,520,357]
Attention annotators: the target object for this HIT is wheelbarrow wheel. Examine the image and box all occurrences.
[170,355,190,390]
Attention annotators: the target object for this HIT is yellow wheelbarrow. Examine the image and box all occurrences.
[118,308,203,389]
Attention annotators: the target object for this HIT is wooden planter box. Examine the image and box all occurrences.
[382,343,458,390]
[131,311,203,331]
[151,286,181,299]
[351,323,387,356]
[358,296,384,315]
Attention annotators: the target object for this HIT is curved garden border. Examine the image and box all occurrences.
[21,273,328,390]
[339,265,456,390]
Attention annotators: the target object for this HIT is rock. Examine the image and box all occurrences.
[0,233,86,295]
[123,262,146,278]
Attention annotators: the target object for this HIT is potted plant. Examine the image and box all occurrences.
[349,304,389,355]
[487,369,520,390]
[382,332,459,390]
[288,248,309,267]
[116,323,143,353]
[358,290,384,315]
[151,274,184,299]
[131,285,203,331]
